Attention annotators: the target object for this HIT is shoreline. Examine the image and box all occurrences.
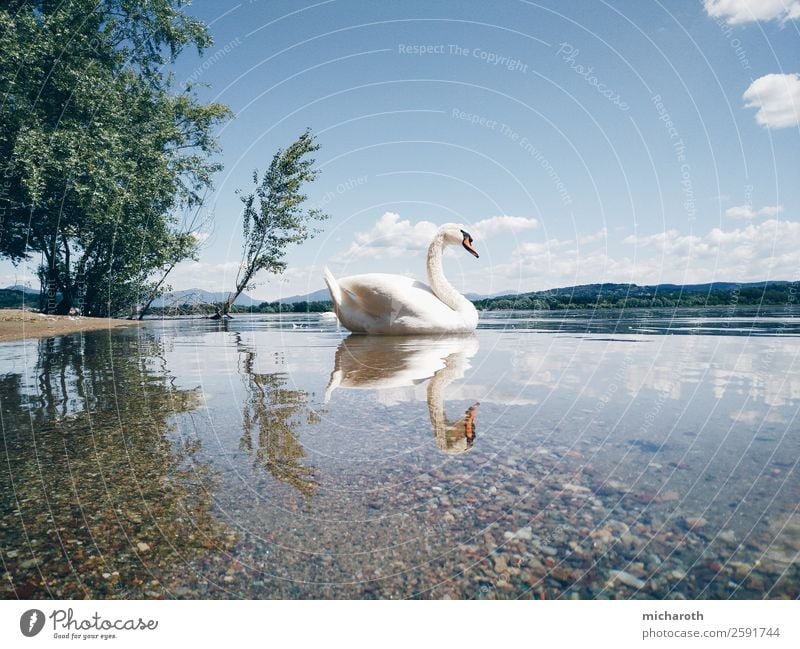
[0,309,141,343]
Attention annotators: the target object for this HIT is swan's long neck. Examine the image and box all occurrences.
[427,233,468,312]
[427,352,478,454]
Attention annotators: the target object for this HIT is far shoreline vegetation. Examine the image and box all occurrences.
[6,280,794,316]
[469,280,800,311]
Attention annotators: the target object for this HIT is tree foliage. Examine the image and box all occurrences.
[0,0,230,315]
[219,130,329,316]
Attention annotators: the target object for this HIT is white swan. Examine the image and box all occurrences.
[324,223,480,334]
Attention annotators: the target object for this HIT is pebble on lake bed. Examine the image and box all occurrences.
[503,526,533,541]
[717,530,736,544]
[607,570,646,589]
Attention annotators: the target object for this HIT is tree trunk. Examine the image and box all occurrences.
[55,293,74,315]
[217,267,257,318]
[210,305,230,319]
[55,235,74,314]
[213,290,240,318]
[137,260,178,320]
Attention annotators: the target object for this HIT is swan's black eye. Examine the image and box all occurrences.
[461,229,473,243]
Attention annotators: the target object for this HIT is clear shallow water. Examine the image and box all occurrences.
[1,308,799,599]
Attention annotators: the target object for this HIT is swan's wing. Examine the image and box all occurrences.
[337,274,437,319]
[323,267,342,306]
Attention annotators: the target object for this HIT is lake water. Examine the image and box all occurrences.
[2,308,799,599]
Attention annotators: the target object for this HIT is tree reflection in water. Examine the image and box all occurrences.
[234,332,318,502]
[0,330,233,599]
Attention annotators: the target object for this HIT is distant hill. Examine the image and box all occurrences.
[279,288,334,304]
[472,281,797,310]
[152,288,257,307]
[3,284,38,294]
[0,286,255,313]
[539,281,790,297]
[0,287,38,309]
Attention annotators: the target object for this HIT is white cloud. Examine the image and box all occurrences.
[743,73,800,129]
[334,212,538,262]
[704,0,800,24]
[480,219,800,292]
[470,216,538,239]
[725,203,784,219]
[621,219,800,282]
[333,212,438,262]
[577,228,608,245]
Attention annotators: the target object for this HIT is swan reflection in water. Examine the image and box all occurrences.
[325,335,480,454]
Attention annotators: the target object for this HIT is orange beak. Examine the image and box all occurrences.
[462,237,479,258]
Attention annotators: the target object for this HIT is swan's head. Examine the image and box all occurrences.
[438,402,479,454]
[438,223,480,258]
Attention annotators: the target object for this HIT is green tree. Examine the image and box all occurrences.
[217,130,329,317]
[0,0,230,316]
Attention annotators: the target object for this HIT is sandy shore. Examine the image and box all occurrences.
[0,309,140,343]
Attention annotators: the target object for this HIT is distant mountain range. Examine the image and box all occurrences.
[494,280,792,300]
[4,284,38,294]
[469,280,798,310]
[528,280,791,297]
[276,288,333,304]
[0,285,39,309]
[151,288,257,307]
[1,285,260,307]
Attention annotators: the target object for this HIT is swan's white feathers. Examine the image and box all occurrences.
[340,274,441,317]
[323,267,341,305]
[327,272,475,334]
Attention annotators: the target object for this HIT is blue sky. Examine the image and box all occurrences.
[4,0,799,299]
